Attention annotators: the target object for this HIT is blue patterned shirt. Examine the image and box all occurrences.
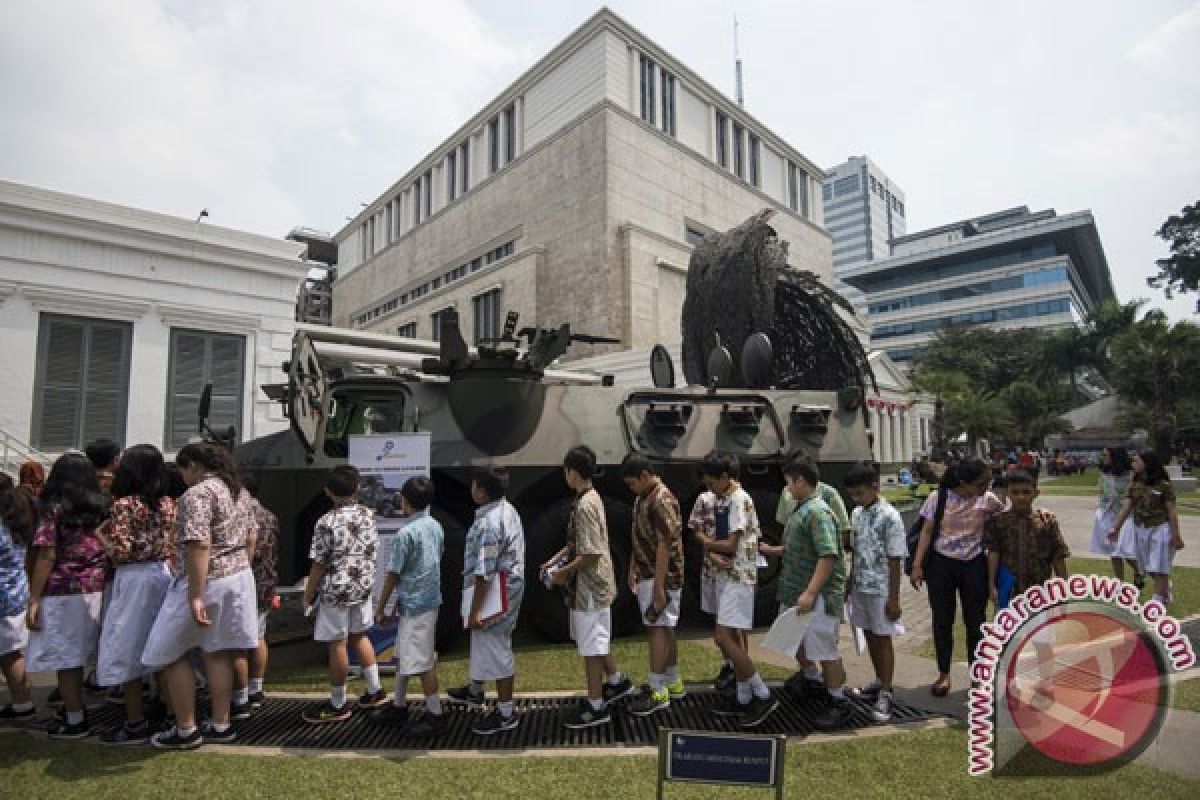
[387,509,444,616]
[0,522,29,619]
[463,499,525,634]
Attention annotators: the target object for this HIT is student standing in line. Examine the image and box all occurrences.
[688,486,733,690]
[0,475,36,721]
[985,470,1069,607]
[1109,451,1184,606]
[1091,448,1141,586]
[301,465,387,723]
[621,455,686,716]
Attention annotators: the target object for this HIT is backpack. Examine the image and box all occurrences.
[903,488,948,576]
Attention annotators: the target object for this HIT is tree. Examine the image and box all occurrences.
[1082,299,1144,382]
[1002,380,1073,448]
[944,388,1015,453]
[908,369,968,455]
[1148,200,1200,311]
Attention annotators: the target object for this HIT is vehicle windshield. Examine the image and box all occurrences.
[324,390,407,457]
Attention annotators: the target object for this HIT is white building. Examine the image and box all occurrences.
[0,180,307,465]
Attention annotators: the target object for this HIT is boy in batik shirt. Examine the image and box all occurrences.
[984,470,1069,608]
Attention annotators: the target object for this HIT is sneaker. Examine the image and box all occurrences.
[785,671,825,701]
[101,719,154,745]
[152,725,203,750]
[446,684,485,708]
[404,712,447,738]
[230,701,253,721]
[46,716,90,740]
[0,704,36,721]
[601,676,635,704]
[849,681,883,701]
[713,663,735,692]
[200,721,237,744]
[369,703,409,727]
[562,700,611,729]
[159,713,178,734]
[248,691,266,710]
[739,694,780,728]
[628,685,670,716]
[813,697,854,731]
[471,709,519,735]
[358,689,389,709]
[302,701,354,724]
[871,690,894,723]
[666,677,687,699]
[710,693,750,717]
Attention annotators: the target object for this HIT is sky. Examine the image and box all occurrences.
[1,0,1197,320]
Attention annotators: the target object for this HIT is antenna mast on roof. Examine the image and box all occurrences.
[734,15,744,107]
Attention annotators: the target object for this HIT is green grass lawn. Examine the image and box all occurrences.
[1172,674,1200,713]
[1039,469,1200,514]
[1,726,1195,799]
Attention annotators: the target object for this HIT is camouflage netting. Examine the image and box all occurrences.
[680,210,876,394]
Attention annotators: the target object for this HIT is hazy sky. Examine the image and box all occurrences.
[2,1,1197,319]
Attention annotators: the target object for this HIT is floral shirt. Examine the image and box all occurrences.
[310,503,377,607]
[387,509,443,616]
[176,477,250,580]
[921,489,1005,562]
[778,494,845,617]
[631,480,684,589]
[102,496,176,566]
[0,522,29,618]
[849,498,907,596]
[1098,473,1131,517]
[564,488,615,611]
[463,499,525,634]
[690,491,720,586]
[1127,480,1176,528]
[32,515,107,596]
[712,483,760,585]
[247,495,280,609]
[983,508,1069,595]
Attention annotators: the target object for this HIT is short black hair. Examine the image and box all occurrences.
[401,475,434,510]
[563,445,596,480]
[699,450,739,479]
[472,466,509,501]
[84,438,121,470]
[783,453,820,486]
[1006,470,1038,489]
[620,453,656,479]
[843,460,881,488]
[325,465,360,498]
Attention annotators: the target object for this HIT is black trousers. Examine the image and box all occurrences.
[925,551,989,674]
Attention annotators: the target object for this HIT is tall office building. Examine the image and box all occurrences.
[821,156,906,312]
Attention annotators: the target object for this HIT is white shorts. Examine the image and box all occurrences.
[700,572,722,615]
[395,609,438,675]
[97,561,172,686]
[569,608,612,657]
[257,611,269,640]
[1135,523,1175,576]
[0,612,28,657]
[314,600,374,642]
[636,579,681,628]
[847,591,902,637]
[26,592,103,672]
[777,595,841,663]
[141,570,259,668]
[715,580,755,631]
[469,627,514,682]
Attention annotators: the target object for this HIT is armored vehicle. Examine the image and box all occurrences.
[237,309,873,647]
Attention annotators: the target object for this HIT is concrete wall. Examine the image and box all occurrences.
[524,31,608,150]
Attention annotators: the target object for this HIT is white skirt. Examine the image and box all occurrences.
[141,569,258,668]
[1134,523,1175,576]
[1112,516,1140,561]
[26,592,103,672]
[1090,509,1137,558]
[0,612,28,657]
[96,561,172,686]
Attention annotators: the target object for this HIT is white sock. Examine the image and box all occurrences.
[395,675,410,701]
[736,681,752,704]
[828,685,846,700]
[497,700,514,718]
[749,673,769,700]
[234,687,249,705]
[210,721,230,733]
[606,671,625,686]
[803,664,822,682]
[176,724,197,737]
[331,685,347,709]
[12,701,33,712]
[425,694,442,715]
[649,672,666,691]
[588,696,605,711]
[363,664,382,694]
[248,678,264,694]
[666,665,679,682]
[65,710,84,725]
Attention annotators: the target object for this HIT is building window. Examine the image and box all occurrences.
[166,329,245,450]
[715,111,728,168]
[412,179,422,225]
[788,162,809,217]
[384,203,393,244]
[747,132,760,187]
[473,289,503,345]
[430,307,455,342]
[422,170,432,219]
[393,197,403,239]
[732,122,745,179]
[397,322,417,338]
[447,151,458,202]
[660,70,676,136]
[360,221,369,261]
[639,54,656,126]
[488,117,500,174]
[32,314,132,451]
[833,174,859,196]
[503,104,516,165]
[459,141,470,194]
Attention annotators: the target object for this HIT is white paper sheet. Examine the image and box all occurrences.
[761,607,815,658]
[461,572,508,629]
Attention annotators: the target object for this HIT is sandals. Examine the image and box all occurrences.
[931,677,952,697]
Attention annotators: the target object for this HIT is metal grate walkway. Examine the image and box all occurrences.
[81,689,947,751]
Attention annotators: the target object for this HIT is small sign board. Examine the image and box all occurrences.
[658,729,786,799]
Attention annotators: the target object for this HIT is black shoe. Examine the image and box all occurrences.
[101,719,154,745]
[813,698,854,731]
[849,682,883,702]
[472,709,519,736]
[230,701,253,721]
[404,712,447,738]
[200,721,237,744]
[0,704,36,720]
[46,716,90,740]
[784,671,825,701]
[628,685,670,716]
[739,695,780,728]
[152,725,203,750]
[601,676,635,704]
[446,684,485,708]
[159,713,178,734]
[871,690,894,723]
[713,663,736,692]
[303,701,354,724]
[369,703,410,727]
[562,699,611,729]
[710,693,749,717]
[248,691,266,710]
[358,689,388,710]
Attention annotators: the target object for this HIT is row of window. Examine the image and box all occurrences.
[33,315,244,452]
[421,288,503,345]
[354,240,515,328]
[885,347,925,363]
[863,243,1060,293]
[867,265,1069,315]
[638,55,677,137]
[868,175,905,217]
[871,298,1072,340]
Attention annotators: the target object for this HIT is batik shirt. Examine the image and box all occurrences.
[310,503,377,607]
[713,483,760,585]
[1098,472,1131,518]
[247,495,280,609]
[849,498,907,596]
[0,522,29,618]
[631,480,684,589]
[387,508,443,617]
[104,496,176,566]
[778,494,845,617]
[463,498,525,634]
[32,513,106,596]
[176,477,250,580]
[983,508,1070,594]
[564,488,615,611]
[1127,480,1176,528]
[776,482,850,535]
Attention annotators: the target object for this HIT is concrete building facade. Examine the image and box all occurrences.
[333,9,832,360]
[0,180,307,463]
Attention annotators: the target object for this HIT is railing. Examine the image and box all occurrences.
[0,428,51,477]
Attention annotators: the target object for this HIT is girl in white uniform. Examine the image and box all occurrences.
[0,476,36,720]
[1108,450,1184,606]
[1088,447,1141,586]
